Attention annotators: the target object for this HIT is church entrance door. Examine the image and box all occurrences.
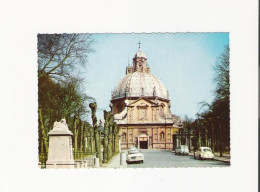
[139,141,148,149]
[138,133,149,149]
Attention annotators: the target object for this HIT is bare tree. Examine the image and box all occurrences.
[38,34,94,81]
[214,45,230,101]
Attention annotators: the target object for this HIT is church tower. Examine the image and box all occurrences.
[126,43,150,74]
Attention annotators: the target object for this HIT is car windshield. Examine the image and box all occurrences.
[181,146,188,149]
[203,148,212,152]
[129,150,139,154]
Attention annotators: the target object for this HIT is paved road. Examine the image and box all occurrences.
[127,150,230,168]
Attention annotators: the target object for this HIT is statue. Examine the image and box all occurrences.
[61,118,67,125]
[52,118,71,133]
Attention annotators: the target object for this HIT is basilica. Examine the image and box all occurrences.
[111,49,182,150]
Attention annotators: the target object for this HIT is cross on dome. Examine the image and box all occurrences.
[137,41,141,50]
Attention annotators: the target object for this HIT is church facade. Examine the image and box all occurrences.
[111,50,182,150]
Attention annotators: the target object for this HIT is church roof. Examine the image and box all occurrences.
[112,71,168,100]
[112,50,169,100]
[127,97,159,106]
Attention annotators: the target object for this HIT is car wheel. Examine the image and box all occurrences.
[199,155,202,160]
[141,160,144,163]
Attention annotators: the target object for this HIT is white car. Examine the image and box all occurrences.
[129,146,138,150]
[126,147,144,163]
[194,147,214,160]
[175,145,189,155]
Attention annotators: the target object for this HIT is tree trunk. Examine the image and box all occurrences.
[112,122,119,155]
[83,123,86,155]
[103,111,109,163]
[108,113,114,160]
[113,122,119,154]
[91,133,95,154]
[205,129,208,147]
[187,127,191,151]
[94,129,101,163]
[115,133,119,153]
[219,119,223,157]
[112,124,115,155]
[73,117,79,157]
[198,129,201,148]
[89,102,101,164]
[211,121,215,153]
[39,108,48,153]
[80,122,84,158]
[108,123,113,160]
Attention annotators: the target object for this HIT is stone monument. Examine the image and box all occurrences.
[46,118,75,168]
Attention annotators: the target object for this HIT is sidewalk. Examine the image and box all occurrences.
[188,152,230,163]
[213,152,230,163]
[101,152,124,168]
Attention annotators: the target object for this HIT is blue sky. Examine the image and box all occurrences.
[85,33,229,121]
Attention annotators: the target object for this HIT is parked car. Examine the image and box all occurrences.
[194,147,214,160]
[126,147,144,163]
[175,145,189,155]
[129,146,138,150]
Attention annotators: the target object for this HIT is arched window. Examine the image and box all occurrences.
[122,132,126,141]
[160,132,165,141]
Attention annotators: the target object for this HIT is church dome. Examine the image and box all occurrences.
[112,71,168,100]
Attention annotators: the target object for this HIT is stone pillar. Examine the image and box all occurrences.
[94,157,99,168]
[46,119,74,169]
[120,152,127,168]
[83,160,88,168]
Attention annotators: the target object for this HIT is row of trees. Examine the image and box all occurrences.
[89,103,120,164]
[103,110,119,163]
[38,34,93,163]
[181,46,230,157]
[38,75,94,159]
[38,34,120,166]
